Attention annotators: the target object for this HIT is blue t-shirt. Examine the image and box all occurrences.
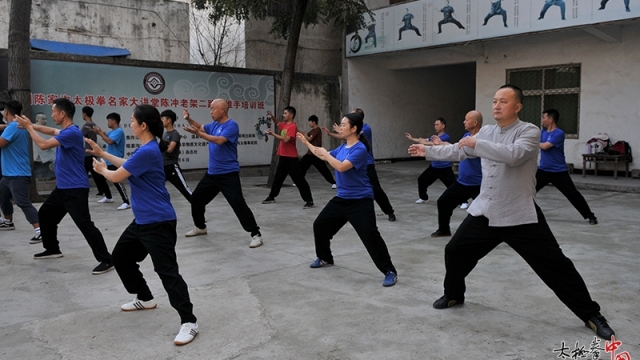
[361,123,375,165]
[105,127,125,165]
[1,121,31,176]
[122,141,176,225]
[204,119,240,175]
[456,132,482,186]
[55,125,90,189]
[539,128,567,172]
[329,142,373,199]
[431,132,452,168]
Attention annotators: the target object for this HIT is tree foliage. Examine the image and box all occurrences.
[192,0,372,40]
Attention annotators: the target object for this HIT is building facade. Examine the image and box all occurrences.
[0,0,190,63]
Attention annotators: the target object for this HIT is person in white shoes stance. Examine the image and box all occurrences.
[182,99,263,248]
[92,113,131,210]
[86,105,198,345]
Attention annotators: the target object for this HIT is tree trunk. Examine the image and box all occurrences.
[266,0,309,187]
[8,0,41,202]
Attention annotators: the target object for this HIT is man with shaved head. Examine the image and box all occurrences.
[429,111,483,238]
[408,85,615,340]
[182,99,263,248]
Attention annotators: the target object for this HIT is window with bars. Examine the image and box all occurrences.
[506,64,581,138]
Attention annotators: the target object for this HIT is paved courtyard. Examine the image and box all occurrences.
[0,161,638,359]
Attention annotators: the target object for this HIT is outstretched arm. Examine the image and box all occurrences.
[16,115,60,150]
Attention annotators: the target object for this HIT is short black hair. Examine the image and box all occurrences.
[160,109,177,124]
[436,117,446,127]
[82,106,94,117]
[308,115,318,124]
[106,112,121,124]
[352,108,365,120]
[53,98,75,119]
[543,109,560,124]
[499,84,524,104]
[4,100,23,116]
[284,106,296,118]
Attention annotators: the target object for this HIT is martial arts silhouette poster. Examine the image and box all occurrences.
[28,59,275,170]
[346,0,638,57]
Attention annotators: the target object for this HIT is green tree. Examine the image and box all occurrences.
[193,0,371,186]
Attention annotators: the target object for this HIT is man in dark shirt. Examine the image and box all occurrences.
[298,115,336,189]
[81,106,109,198]
[161,109,192,202]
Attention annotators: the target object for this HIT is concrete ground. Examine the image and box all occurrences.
[0,161,638,360]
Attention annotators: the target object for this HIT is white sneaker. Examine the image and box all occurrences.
[185,227,207,237]
[174,322,198,345]
[98,197,114,203]
[415,199,428,204]
[249,234,263,248]
[120,297,157,311]
[331,184,337,189]
[460,202,469,209]
[117,203,131,210]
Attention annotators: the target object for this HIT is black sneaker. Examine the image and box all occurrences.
[95,192,105,197]
[431,230,452,238]
[262,197,276,204]
[303,201,314,209]
[588,216,598,225]
[585,314,615,340]
[34,250,64,259]
[30,233,43,244]
[0,222,15,231]
[92,261,114,275]
[433,295,464,309]
[388,213,396,222]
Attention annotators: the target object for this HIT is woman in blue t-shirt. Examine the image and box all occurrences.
[296,113,398,287]
[86,105,198,346]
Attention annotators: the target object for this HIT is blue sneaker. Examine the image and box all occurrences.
[310,258,333,268]
[383,271,397,287]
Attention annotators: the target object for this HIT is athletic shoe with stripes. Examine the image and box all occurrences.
[174,322,198,345]
[120,297,157,311]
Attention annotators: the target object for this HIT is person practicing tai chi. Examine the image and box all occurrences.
[161,109,192,202]
[298,115,336,189]
[408,85,615,340]
[406,117,456,205]
[430,111,483,238]
[0,100,42,243]
[92,113,131,210]
[16,98,113,275]
[86,105,198,346]
[182,100,264,248]
[298,112,398,287]
[262,107,315,209]
[536,109,598,225]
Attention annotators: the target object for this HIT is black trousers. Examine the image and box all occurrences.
[113,220,197,324]
[269,156,313,202]
[191,172,260,235]
[442,206,601,322]
[105,165,130,204]
[437,181,481,233]
[164,163,193,203]
[417,165,456,201]
[39,187,111,263]
[299,153,335,186]
[535,170,594,219]
[367,164,394,215]
[314,197,396,275]
[85,156,109,196]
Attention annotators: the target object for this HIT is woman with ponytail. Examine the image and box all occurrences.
[86,104,198,345]
[296,112,398,287]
